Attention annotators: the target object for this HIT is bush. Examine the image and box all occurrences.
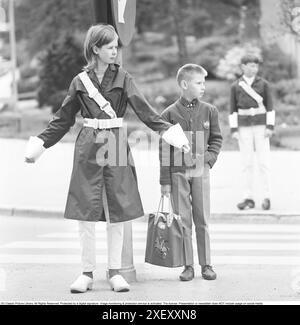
[193,39,230,79]
[17,77,39,94]
[19,65,38,79]
[38,34,85,113]
[216,43,295,82]
[261,45,296,82]
[157,54,181,78]
[216,43,262,80]
[273,79,300,101]
[202,80,231,111]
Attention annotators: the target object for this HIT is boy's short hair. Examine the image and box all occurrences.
[240,54,261,65]
[176,63,208,85]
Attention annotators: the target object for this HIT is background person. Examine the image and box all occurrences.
[229,54,275,210]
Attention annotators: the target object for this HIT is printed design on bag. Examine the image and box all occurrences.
[154,235,170,259]
[157,221,166,230]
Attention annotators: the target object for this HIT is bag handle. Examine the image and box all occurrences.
[154,196,165,225]
[154,195,177,225]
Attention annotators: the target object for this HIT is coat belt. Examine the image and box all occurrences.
[238,106,266,116]
[83,118,123,129]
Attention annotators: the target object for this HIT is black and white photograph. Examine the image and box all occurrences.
[0,0,300,309]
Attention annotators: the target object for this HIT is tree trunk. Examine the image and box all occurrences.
[169,0,188,65]
[238,5,247,41]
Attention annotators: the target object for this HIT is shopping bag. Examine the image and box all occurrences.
[145,196,184,267]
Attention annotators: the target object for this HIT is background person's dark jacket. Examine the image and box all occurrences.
[230,76,274,132]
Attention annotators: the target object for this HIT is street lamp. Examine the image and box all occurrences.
[9,0,18,109]
[0,0,17,109]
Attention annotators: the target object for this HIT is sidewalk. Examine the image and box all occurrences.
[1,138,300,219]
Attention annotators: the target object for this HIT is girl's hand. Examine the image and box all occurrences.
[25,136,46,163]
[232,131,239,140]
[265,129,274,138]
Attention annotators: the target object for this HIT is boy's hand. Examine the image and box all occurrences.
[265,129,274,138]
[182,143,190,153]
[161,185,171,197]
[232,131,239,140]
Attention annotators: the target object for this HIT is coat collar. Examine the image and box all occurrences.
[87,64,120,88]
[239,75,261,85]
[179,96,199,109]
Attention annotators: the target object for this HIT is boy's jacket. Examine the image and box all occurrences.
[159,97,223,185]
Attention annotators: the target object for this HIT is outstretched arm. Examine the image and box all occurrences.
[37,79,81,148]
[125,74,189,151]
[25,78,80,163]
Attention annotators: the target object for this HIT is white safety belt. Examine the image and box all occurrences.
[78,71,117,119]
[238,80,265,109]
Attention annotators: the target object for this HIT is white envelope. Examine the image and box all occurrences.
[162,123,189,149]
[25,136,46,162]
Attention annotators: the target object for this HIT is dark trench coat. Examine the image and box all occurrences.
[38,64,171,222]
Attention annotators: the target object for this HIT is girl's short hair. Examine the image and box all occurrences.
[176,63,208,85]
[83,24,118,71]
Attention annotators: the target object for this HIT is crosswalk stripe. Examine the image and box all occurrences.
[2,222,300,266]
[38,233,300,241]
[2,241,300,251]
[1,254,300,265]
[208,224,300,232]
[66,223,300,233]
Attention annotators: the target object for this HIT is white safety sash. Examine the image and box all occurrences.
[238,80,265,109]
[78,71,117,119]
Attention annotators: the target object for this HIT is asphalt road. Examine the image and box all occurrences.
[0,214,300,303]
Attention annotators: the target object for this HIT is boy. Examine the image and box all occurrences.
[159,64,222,281]
[229,54,275,210]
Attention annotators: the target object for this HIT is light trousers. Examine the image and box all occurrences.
[78,187,125,272]
[238,125,271,200]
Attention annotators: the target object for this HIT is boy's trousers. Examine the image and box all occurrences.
[171,164,211,266]
[238,125,271,200]
[78,187,127,272]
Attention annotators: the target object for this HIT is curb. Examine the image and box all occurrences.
[0,207,63,219]
[1,207,300,222]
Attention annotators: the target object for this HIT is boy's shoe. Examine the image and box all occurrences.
[237,199,255,210]
[201,265,217,280]
[109,274,130,292]
[70,274,93,293]
[179,265,194,281]
[262,198,271,210]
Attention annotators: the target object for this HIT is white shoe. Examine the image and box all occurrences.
[70,274,93,293]
[108,274,130,292]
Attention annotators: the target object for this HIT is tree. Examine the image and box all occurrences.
[38,34,85,112]
[280,0,300,38]
[169,0,189,65]
[260,0,300,79]
[15,0,92,55]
